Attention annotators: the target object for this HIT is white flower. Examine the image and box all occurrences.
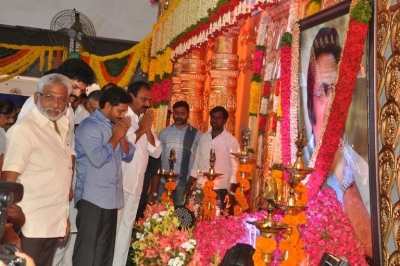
[159,211,166,217]
[167,257,184,266]
[152,214,159,219]
[136,232,144,240]
[188,239,196,246]
[178,252,186,260]
[165,247,171,252]
[156,217,163,223]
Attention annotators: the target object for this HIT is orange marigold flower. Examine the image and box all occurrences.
[256,236,277,253]
[239,164,252,173]
[165,182,176,190]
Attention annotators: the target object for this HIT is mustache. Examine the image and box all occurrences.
[141,105,149,109]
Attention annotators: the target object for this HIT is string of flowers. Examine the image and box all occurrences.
[202,180,217,220]
[234,164,252,216]
[279,33,293,182]
[300,188,368,265]
[81,34,152,88]
[0,44,66,83]
[278,212,307,265]
[306,0,372,199]
[253,237,277,265]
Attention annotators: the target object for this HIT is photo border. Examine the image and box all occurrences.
[299,1,382,265]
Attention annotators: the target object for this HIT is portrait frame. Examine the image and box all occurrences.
[298,1,382,265]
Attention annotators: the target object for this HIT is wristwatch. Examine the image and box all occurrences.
[341,167,355,195]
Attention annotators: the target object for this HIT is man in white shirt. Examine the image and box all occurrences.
[112,81,162,266]
[186,106,240,210]
[2,73,73,266]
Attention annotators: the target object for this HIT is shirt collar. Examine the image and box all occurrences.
[93,109,113,126]
[32,106,68,128]
[172,123,193,131]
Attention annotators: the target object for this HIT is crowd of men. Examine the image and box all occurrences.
[0,58,240,266]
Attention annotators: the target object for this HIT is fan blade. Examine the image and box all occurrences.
[54,27,69,34]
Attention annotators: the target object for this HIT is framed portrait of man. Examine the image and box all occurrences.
[298,1,375,261]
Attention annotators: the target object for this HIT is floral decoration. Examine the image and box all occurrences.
[133,203,201,265]
[300,188,368,265]
[0,44,67,83]
[202,180,217,220]
[306,0,371,199]
[193,212,263,265]
[279,36,292,182]
[234,165,251,216]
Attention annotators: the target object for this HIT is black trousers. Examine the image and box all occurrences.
[20,233,58,266]
[73,199,117,266]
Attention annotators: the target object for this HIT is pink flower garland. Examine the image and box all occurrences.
[300,188,368,265]
[253,49,264,74]
[280,45,292,181]
[306,19,370,199]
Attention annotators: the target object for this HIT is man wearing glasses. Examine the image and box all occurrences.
[2,74,73,266]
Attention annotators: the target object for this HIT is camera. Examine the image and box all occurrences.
[0,181,25,266]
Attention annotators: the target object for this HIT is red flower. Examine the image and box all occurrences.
[263,82,271,97]
[259,115,267,132]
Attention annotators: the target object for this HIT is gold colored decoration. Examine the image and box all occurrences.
[200,149,223,221]
[239,55,254,73]
[378,0,400,264]
[159,149,181,204]
[209,29,240,134]
[171,48,206,131]
[240,26,258,46]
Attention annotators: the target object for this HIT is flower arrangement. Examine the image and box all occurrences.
[193,214,253,265]
[133,203,201,265]
[187,187,204,219]
[300,188,368,265]
[253,237,277,265]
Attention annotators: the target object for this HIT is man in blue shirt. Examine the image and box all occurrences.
[73,86,135,266]
[153,101,201,205]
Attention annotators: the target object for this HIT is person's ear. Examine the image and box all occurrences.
[34,92,39,104]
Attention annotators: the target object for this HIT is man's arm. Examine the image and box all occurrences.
[1,171,20,182]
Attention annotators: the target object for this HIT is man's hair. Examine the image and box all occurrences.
[80,93,88,100]
[126,81,151,97]
[57,59,95,86]
[0,100,16,115]
[99,86,132,109]
[172,101,190,112]
[307,27,342,125]
[37,73,72,96]
[101,83,117,91]
[209,106,228,120]
[87,90,103,103]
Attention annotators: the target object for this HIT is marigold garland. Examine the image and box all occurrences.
[202,180,217,220]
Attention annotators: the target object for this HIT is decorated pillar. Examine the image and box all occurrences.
[175,48,206,131]
[209,28,240,134]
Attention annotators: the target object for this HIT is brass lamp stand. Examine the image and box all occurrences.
[200,149,222,221]
[159,149,180,203]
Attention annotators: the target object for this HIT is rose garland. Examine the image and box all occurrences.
[300,188,368,265]
[202,180,217,220]
[279,33,293,181]
[306,0,372,199]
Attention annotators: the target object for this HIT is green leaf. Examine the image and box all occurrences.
[104,55,130,77]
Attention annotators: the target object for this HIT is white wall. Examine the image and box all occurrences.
[0,76,100,96]
[0,0,158,42]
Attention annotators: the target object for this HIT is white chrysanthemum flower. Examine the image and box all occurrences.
[160,211,166,216]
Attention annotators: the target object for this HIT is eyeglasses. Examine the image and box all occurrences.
[313,82,334,99]
[38,92,68,104]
